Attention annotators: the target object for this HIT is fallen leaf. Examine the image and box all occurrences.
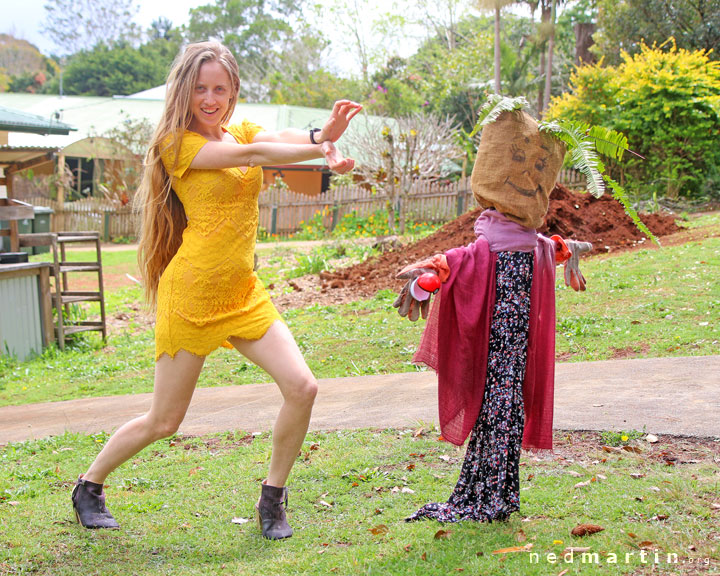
[596,474,607,481]
[566,470,582,477]
[404,545,412,552]
[648,486,661,492]
[401,487,415,494]
[439,455,451,462]
[413,427,426,437]
[574,480,591,488]
[368,524,389,536]
[407,464,416,471]
[558,570,570,576]
[7,501,19,506]
[516,530,527,543]
[645,434,659,443]
[630,473,646,479]
[627,532,637,539]
[309,443,319,451]
[571,524,605,537]
[711,503,720,510]
[421,552,427,561]
[231,517,249,524]
[434,529,452,540]
[492,544,533,554]
[622,445,643,454]
[602,446,622,453]
[319,500,333,508]
[638,541,654,549]
[188,466,204,476]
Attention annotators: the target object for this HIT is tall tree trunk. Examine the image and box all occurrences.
[542,0,557,115]
[494,6,502,93]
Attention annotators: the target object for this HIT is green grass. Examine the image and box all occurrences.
[1,429,717,575]
[2,215,718,407]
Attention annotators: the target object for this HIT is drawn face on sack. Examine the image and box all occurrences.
[504,134,552,198]
[471,110,566,229]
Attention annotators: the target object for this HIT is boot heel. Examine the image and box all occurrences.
[71,475,120,530]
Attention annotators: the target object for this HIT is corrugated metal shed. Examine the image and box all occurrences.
[0,269,45,361]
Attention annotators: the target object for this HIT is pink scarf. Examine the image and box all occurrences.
[413,218,557,451]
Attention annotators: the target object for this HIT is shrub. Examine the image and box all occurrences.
[548,40,720,202]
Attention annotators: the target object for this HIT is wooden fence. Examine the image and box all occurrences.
[258,179,474,236]
[23,168,584,240]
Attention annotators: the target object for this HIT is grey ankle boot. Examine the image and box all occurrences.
[255,483,293,540]
[71,475,120,529]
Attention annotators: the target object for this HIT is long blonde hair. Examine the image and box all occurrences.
[135,42,240,309]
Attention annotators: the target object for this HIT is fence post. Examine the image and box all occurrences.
[270,205,278,235]
[103,212,111,242]
[330,202,340,231]
[456,188,465,217]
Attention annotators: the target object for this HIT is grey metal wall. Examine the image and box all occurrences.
[0,274,43,361]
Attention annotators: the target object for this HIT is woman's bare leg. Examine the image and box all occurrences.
[230,321,317,487]
[83,350,206,484]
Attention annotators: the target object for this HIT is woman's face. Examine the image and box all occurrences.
[188,60,233,135]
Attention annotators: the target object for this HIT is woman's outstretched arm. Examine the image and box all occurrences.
[191,140,355,174]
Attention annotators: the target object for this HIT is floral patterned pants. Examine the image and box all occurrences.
[408,251,534,523]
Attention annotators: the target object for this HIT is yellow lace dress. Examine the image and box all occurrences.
[155,120,281,360]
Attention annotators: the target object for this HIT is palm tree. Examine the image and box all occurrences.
[476,0,518,93]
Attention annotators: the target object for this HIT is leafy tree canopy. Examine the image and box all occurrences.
[594,0,720,65]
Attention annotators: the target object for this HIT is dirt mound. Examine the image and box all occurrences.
[315,183,680,301]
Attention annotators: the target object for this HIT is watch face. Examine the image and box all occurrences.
[471,110,565,229]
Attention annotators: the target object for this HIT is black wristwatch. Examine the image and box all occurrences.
[310,128,322,144]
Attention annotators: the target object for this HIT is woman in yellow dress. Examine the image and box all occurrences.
[71,41,361,540]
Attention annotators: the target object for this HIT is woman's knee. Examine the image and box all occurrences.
[283,373,318,406]
[146,414,184,440]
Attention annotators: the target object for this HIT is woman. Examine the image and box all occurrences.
[71,41,361,540]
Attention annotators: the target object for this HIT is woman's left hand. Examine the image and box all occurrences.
[322,141,355,174]
[318,100,363,143]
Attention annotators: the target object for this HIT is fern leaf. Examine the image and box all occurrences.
[540,121,605,197]
[470,95,529,137]
[605,176,660,245]
[587,126,628,160]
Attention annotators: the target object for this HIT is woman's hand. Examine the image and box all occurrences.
[317,100,363,143]
[321,141,355,174]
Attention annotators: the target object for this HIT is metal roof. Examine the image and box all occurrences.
[0,105,75,135]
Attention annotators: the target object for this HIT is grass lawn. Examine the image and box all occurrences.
[1,429,718,575]
[0,214,718,575]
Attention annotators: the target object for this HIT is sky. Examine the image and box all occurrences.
[1,0,206,55]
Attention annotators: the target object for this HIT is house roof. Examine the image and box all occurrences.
[0,105,76,135]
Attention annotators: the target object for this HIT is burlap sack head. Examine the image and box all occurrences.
[471,110,566,229]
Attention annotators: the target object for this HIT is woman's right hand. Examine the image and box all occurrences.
[317,100,363,143]
[321,141,355,174]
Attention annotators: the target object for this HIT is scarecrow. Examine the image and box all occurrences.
[393,96,640,522]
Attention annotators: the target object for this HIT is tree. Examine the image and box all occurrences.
[0,34,59,93]
[476,0,517,93]
[52,41,177,96]
[41,0,141,55]
[594,0,720,65]
[184,0,303,101]
[347,113,462,234]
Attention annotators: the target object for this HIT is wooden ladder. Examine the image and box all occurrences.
[19,231,107,350]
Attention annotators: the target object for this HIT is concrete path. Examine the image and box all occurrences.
[1,356,718,445]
